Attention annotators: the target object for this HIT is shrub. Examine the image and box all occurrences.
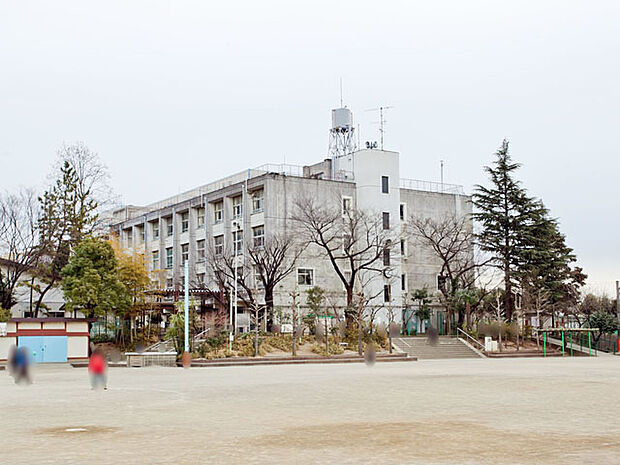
[91,333,114,344]
[0,306,11,322]
[311,342,344,356]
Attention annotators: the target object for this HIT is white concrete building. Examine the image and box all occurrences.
[109,143,471,331]
[0,258,66,319]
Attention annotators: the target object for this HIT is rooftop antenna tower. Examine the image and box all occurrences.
[328,80,357,180]
[366,106,394,150]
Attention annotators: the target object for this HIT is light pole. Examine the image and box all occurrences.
[184,260,189,353]
[233,220,240,337]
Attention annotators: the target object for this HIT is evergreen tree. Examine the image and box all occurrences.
[34,159,99,316]
[474,140,585,321]
[61,238,129,318]
[473,140,539,320]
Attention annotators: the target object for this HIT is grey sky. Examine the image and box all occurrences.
[1,1,618,294]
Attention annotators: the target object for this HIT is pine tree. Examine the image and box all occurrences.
[34,160,99,316]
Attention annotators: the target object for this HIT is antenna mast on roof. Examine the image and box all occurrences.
[365,105,394,150]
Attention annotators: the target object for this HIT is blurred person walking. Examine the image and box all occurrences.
[13,346,32,384]
[88,348,107,390]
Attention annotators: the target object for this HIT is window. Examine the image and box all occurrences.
[382,212,390,230]
[253,225,265,248]
[166,247,173,268]
[166,218,173,237]
[297,268,314,286]
[152,250,159,270]
[196,273,205,286]
[196,208,205,229]
[400,239,406,256]
[137,226,144,244]
[401,274,407,292]
[214,235,224,256]
[196,240,205,261]
[342,196,352,215]
[232,195,243,219]
[400,203,406,221]
[152,221,159,240]
[166,278,173,289]
[383,247,390,266]
[253,266,264,289]
[181,212,189,233]
[125,229,132,245]
[252,189,264,213]
[232,230,243,254]
[384,284,392,302]
[181,243,189,265]
[381,176,389,194]
[214,201,223,224]
[437,274,447,291]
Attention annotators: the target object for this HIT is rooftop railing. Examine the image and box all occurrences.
[400,178,465,195]
[130,166,465,219]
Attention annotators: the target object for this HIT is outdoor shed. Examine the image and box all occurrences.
[0,318,93,364]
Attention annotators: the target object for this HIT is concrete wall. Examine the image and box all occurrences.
[67,336,89,360]
[0,321,17,362]
[400,189,472,303]
[110,155,473,328]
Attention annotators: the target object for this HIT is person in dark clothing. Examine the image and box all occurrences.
[13,347,32,384]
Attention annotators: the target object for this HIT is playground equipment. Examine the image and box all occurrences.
[534,327,599,357]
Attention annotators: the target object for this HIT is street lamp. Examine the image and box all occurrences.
[232,220,240,338]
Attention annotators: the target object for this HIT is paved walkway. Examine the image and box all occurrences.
[2,357,620,464]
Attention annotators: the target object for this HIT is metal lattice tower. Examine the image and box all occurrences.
[328,107,357,180]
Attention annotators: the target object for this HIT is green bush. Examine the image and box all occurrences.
[91,333,114,344]
[0,306,11,322]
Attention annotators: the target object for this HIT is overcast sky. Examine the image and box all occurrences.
[1,1,618,294]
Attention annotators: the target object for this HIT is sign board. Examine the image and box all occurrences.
[0,322,7,337]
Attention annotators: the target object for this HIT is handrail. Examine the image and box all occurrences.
[457,328,485,351]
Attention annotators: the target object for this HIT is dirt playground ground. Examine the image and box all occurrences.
[2,356,620,464]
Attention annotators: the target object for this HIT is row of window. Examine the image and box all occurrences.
[125,190,264,245]
[151,226,266,269]
[298,267,399,303]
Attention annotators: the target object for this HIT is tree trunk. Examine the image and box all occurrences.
[254,310,259,357]
[265,286,275,331]
[324,316,329,356]
[504,271,512,322]
[357,321,363,356]
[34,278,56,318]
[466,301,471,331]
[345,286,355,326]
[357,297,363,356]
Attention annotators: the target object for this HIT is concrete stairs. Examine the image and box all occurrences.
[392,336,483,360]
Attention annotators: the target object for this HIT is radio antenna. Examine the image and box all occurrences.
[365,105,394,150]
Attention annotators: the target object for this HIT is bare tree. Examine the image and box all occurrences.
[31,143,113,316]
[0,189,41,311]
[206,243,258,331]
[407,214,487,333]
[54,142,116,224]
[292,194,398,324]
[246,232,303,329]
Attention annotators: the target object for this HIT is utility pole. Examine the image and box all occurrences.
[233,220,240,336]
[616,280,619,324]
